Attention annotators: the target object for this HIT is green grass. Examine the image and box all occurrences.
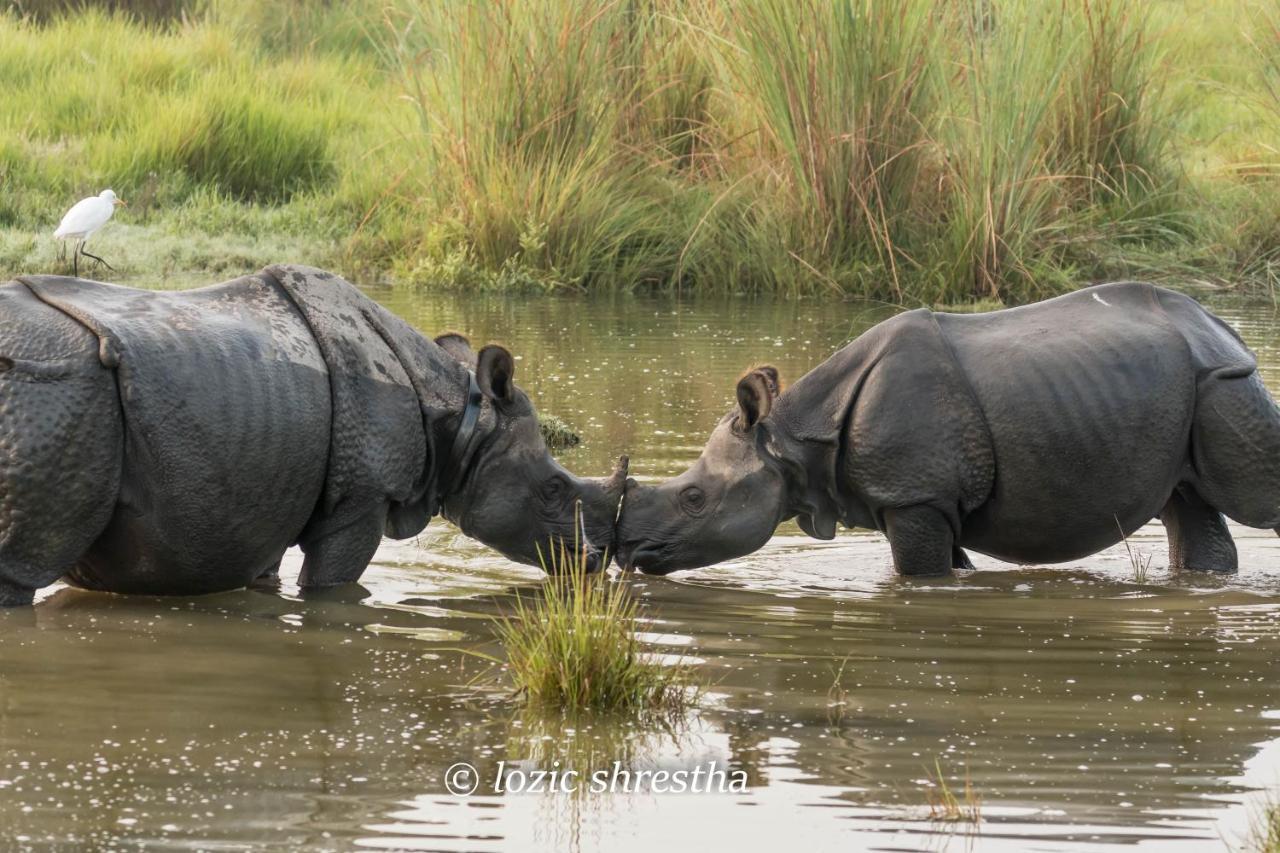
[925,757,982,825]
[538,413,582,453]
[0,3,397,277]
[1116,518,1154,582]
[0,0,1278,300]
[492,534,695,716]
[1245,796,1280,852]
[714,0,941,300]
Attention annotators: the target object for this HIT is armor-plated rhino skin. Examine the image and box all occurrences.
[0,265,625,606]
[617,283,1280,577]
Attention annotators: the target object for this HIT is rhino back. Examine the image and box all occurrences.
[935,282,1197,562]
[20,273,331,594]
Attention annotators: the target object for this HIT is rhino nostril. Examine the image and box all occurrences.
[583,551,602,574]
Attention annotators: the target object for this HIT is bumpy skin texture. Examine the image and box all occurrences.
[20,271,331,596]
[0,283,121,605]
[0,265,622,604]
[617,282,1280,577]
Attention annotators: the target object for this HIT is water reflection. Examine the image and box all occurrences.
[1,288,1280,850]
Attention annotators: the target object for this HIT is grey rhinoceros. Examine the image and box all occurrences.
[616,282,1280,577]
[0,265,626,606]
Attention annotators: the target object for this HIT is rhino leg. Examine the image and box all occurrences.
[1189,370,1280,532]
[248,555,285,590]
[1160,487,1237,573]
[297,502,387,589]
[951,545,975,571]
[884,506,953,577]
[0,579,34,607]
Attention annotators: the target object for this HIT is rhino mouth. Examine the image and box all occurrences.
[633,556,677,576]
[615,541,677,575]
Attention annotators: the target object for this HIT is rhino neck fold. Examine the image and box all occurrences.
[435,371,485,498]
[768,330,886,539]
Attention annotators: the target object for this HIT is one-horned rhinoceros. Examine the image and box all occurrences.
[616,282,1280,577]
[0,265,627,606]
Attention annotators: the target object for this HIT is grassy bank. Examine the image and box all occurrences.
[0,0,1277,301]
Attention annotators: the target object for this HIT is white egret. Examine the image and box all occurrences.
[54,188,126,276]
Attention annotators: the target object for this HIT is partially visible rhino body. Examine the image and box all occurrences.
[617,282,1280,576]
[0,265,624,606]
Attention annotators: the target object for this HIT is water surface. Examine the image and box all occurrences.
[3,284,1280,851]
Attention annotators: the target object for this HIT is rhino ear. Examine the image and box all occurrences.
[434,332,477,368]
[477,344,516,401]
[736,369,775,430]
[753,365,782,395]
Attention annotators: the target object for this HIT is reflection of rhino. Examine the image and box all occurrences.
[620,283,1280,576]
[0,265,625,606]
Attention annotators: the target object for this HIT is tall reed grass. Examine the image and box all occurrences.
[716,0,941,299]
[1246,795,1280,852]
[385,0,1211,300]
[0,0,1276,299]
[932,2,1074,301]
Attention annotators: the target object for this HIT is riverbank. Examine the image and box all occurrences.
[0,0,1277,302]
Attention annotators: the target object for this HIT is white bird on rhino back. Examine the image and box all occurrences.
[54,188,126,277]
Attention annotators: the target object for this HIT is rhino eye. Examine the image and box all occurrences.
[540,476,568,504]
[679,486,706,516]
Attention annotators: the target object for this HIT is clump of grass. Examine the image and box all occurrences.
[1248,0,1280,131]
[493,531,695,716]
[716,0,942,300]
[1230,1,1280,296]
[1116,516,1153,582]
[386,0,706,293]
[538,413,581,453]
[932,0,1075,302]
[1050,0,1175,206]
[1244,796,1280,852]
[6,0,194,23]
[925,757,982,826]
[826,655,852,725]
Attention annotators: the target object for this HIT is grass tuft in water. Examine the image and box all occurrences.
[925,758,982,826]
[493,531,695,717]
[538,414,581,453]
[1244,792,1280,852]
[1116,517,1153,583]
[826,655,852,725]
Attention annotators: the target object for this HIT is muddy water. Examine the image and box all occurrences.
[3,287,1280,851]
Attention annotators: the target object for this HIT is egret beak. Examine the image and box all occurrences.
[114,199,127,207]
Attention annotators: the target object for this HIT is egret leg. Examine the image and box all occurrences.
[72,241,80,277]
[79,247,114,273]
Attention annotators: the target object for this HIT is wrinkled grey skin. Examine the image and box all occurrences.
[0,265,624,606]
[617,282,1280,577]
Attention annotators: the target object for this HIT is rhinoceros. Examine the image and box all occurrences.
[0,265,626,606]
[616,282,1280,577]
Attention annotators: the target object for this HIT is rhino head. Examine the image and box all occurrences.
[616,367,795,574]
[434,334,628,573]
